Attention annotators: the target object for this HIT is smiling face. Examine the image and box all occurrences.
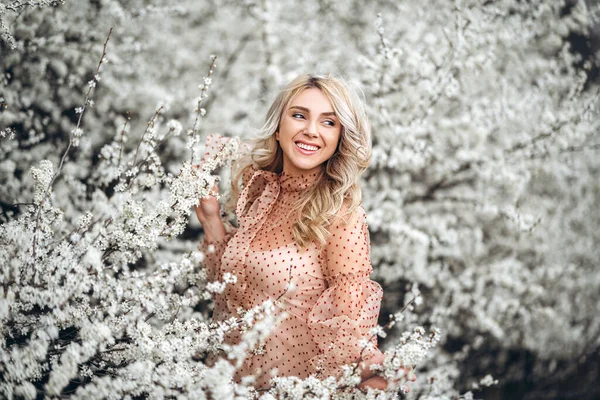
[275,87,342,176]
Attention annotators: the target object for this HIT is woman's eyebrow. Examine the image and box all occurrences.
[289,105,336,117]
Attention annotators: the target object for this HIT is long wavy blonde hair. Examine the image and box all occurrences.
[226,73,372,251]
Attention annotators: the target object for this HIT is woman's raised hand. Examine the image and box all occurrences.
[192,164,227,243]
[192,165,221,224]
[358,369,416,393]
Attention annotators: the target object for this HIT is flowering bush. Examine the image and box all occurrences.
[1,0,599,399]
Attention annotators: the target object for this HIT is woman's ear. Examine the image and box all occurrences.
[275,131,280,141]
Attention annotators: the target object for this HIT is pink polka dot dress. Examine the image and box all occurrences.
[198,134,384,389]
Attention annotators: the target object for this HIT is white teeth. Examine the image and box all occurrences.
[296,142,319,151]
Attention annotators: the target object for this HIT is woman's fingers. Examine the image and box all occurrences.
[358,376,388,391]
[398,367,416,382]
[191,164,222,199]
[408,369,416,382]
[383,368,415,393]
[196,185,218,203]
[399,369,415,394]
[191,164,219,198]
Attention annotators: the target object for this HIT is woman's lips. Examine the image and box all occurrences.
[295,142,320,155]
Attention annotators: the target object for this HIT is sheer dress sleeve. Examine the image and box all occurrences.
[198,228,237,282]
[307,206,384,378]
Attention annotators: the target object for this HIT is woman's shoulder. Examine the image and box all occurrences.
[328,202,367,232]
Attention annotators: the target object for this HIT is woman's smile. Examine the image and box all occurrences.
[295,141,320,154]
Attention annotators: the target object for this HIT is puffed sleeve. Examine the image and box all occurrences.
[198,227,236,282]
[307,206,384,378]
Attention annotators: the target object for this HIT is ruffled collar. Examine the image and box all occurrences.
[234,167,321,231]
[279,170,320,193]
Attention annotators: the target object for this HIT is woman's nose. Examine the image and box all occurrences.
[305,119,319,136]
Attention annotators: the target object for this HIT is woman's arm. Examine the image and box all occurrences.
[307,205,416,392]
[194,133,240,242]
[306,206,384,375]
[199,216,226,243]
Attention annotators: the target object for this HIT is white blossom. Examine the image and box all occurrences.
[30,159,54,204]
[167,119,183,136]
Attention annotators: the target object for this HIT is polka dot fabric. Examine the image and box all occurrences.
[198,134,384,389]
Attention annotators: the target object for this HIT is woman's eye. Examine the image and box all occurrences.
[323,119,336,127]
[292,113,305,119]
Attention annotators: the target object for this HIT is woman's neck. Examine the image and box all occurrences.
[279,169,320,193]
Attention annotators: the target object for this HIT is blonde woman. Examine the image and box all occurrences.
[195,74,409,391]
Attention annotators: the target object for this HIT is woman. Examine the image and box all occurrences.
[195,74,405,391]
